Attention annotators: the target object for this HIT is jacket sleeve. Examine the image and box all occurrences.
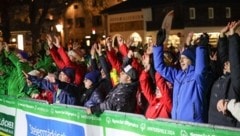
[28,75,55,92]
[153,46,178,84]
[119,43,128,57]
[228,34,240,99]
[217,36,229,66]
[155,72,172,112]
[194,46,209,85]
[57,47,73,67]
[106,50,122,73]
[50,47,65,69]
[99,55,111,80]
[139,70,155,103]
[227,99,240,122]
[90,58,99,70]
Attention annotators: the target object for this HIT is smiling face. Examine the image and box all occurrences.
[179,55,192,71]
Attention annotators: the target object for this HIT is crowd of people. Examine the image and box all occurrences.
[0,20,240,128]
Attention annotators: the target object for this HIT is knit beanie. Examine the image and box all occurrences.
[84,70,100,84]
[61,67,75,82]
[181,47,196,64]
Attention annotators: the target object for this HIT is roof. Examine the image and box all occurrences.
[100,0,175,14]
[101,0,239,14]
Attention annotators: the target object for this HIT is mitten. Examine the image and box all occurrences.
[156,28,166,46]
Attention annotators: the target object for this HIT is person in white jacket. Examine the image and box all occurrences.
[217,99,240,122]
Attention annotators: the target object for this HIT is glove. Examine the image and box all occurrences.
[198,33,209,46]
[156,28,166,46]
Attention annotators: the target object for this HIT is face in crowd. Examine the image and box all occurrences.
[179,55,192,71]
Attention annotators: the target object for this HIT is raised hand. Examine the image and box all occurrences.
[90,43,97,58]
[229,20,240,35]
[106,37,112,51]
[142,54,151,71]
[156,28,166,46]
[46,34,53,49]
[95,43,103,56]
[52,35,61,48]
[220,22,230,37]
[198,33,209,46]
[185,32,194,46]
[117,36,124,46]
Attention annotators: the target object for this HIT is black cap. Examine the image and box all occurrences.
[122,65,138,81]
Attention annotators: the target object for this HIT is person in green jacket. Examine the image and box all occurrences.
[0,43,11,95]
[1,43,33,97]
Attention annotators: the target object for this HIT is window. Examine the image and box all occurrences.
[189,8,196,20]
[92,0,103,7]
[226,7,231,18]
[208,7,214,19]
[92,16,102,27]
[66,18,73,29]
[75,17,85,28]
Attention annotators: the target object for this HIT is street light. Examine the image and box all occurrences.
[56,24,63,32]
[55,24,64,46]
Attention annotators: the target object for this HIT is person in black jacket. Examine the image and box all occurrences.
[208,21,240,127]
[86,64,138,115]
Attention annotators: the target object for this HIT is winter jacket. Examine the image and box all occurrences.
[90,82,138,114]
[82,87,104,108]
[2,51,32,97]
[208,73,237,126]
[153,45,209,123]
[106,44,142,78]
[140,71,172,119]
[208,34,240,127]
[0,52,10,95]
[90,55,113,97]
[50,47,87,86]
[28,75,81,105]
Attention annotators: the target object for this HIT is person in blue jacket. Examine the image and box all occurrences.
[153,28,210,123]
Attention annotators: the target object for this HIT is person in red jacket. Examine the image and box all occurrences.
[140,54,172,119]
[46,34,87,86]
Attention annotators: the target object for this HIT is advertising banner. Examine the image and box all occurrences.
[1,95,240,136]
[0,96,16,136]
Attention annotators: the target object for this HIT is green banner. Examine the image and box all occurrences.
[1,95,240,136]
[0,113,15,136]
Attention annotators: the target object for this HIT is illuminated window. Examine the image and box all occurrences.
[17,35,24,50]
[189,8,196,20]
[226,7,231,18]
[208,7,214,19]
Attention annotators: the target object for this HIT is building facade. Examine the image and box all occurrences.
[101,0,240,47]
